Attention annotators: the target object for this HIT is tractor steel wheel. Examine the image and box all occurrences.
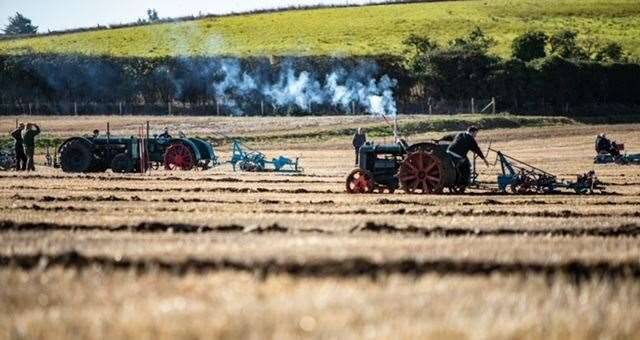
[346,169,375,194]
[164,143,195,171]
[398,151,449,194]
[111,153,133,173]
[59,139,94,173]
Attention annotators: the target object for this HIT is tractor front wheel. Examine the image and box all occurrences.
[164,143,195,171]
[346,169,375,194]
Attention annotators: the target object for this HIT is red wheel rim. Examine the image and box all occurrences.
[164,143,194,170]
[399,152,442,194]
[346,170,374,193]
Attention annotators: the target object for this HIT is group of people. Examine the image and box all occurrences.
[11,122,40,171]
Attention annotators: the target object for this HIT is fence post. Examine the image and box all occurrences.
[471,98,475,114]
[119,102,123,115]
[351,101,356,115]
[28,103,32,115]
[74,102,78,115]
[168,102,172,115]
[492,97,496,114]
[216,101,220,115]
[261,100,264,116]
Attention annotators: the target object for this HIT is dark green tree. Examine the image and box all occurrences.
[511,31,548,62]
[594,42,626,62]
[549,30,587,59]
[3,12,38,35]
[449,26,496,53]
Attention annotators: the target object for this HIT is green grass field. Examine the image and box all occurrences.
[1,0,639,58]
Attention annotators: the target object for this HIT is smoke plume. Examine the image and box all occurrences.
[207,58,398,116]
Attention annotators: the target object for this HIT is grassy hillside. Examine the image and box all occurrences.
[0,0,639,58]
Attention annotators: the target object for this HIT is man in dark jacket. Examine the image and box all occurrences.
[352,128,366,165]
[446,126,490,184]
[11,123,27,171]
[22,123,40,171]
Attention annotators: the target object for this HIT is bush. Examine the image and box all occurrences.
[549,30,588,60]
[511,31,548,62]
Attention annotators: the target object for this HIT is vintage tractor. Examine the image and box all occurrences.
[345,138,604,195]
[346,139,467,194]
[58,132,218,173]
[594,143,640,165]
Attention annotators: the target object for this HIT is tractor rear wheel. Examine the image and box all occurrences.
[59,139,94,173]
[398,151,454,194]
[111,153,133,173]
[346,169,375,194]
[164,142,195,171]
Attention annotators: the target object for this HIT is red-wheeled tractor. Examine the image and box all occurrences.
[346,139,469,194]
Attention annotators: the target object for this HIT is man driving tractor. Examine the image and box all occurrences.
[445,126,490,185]
[595,133,621,157]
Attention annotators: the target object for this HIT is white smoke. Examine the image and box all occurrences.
[211,59,398,117]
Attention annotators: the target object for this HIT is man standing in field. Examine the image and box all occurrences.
[352,128,366,165]
[22,123,40,172]
[446,126,490,184]
[11,122,27,171]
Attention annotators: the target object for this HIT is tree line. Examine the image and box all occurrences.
[0,28,639,116]
[401,28,640,114]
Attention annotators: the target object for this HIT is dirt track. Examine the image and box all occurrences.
[2,120,640,339]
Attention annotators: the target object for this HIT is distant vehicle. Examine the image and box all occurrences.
[594,142,640,165]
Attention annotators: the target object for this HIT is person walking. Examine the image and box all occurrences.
[22,123,40,171]
[352,127,367,165]
[11,122,27,171]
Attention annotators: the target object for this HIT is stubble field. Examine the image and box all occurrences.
[1,116,640,339]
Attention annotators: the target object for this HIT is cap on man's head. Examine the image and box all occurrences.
[467,126,479,133]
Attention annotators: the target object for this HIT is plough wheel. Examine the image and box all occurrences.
[346,169,375,194]
[164,143,195,171]
[398,151,452,194]
[510,173,537,194]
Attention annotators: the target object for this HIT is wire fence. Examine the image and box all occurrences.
[0,98,499,116]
